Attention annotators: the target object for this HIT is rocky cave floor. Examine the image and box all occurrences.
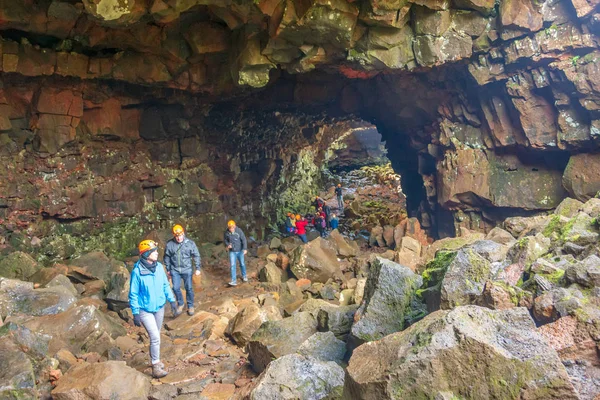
[4,188,600,399]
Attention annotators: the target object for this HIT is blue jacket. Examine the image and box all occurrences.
[330,218,339,229]
[129,260,175,315]
[164,237,201,274]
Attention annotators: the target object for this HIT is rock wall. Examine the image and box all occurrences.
[0,0,599,255]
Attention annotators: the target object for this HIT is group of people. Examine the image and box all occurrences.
[128,185,346,379]
[284,184,344,243]
[129,220,249,378]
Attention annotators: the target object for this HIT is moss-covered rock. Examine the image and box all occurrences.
[345,306,578,399]
[250,354,345,400]
[247,311,318,374]
[554,198,584,218]
[350,257,423,344]
[0,252,40,281]
[440,248,498,309]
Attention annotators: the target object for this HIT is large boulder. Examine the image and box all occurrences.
[485,227,516,246]
[250,354,345,400]
[439,247,501,309]
[247,311,318,373]
[317,304,359,341]
[104,265,131,311]
[560,212,599,246]
[563,153,600,201]
[327,229,359,258]
[68,251,125,284]
[8,305,126,355]
[0,278,77,317]
[344,306,578,399]
[290,237,341,283]
[0,252,40,280]
[258,262,283,284]
[565,255,600,288]
[351,257,422,344]
[225,304,282,347]
[297,331,346,363]
[51,361,151,400]
[0,335,38,399]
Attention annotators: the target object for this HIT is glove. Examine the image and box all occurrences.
[195,269,201,276]
[171,302,181,317]
[133,314,142,327]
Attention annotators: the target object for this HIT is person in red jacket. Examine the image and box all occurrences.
[295,214,309,243]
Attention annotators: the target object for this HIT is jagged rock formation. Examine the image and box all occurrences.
[0,0,598,256]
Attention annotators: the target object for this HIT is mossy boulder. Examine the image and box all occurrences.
[344,306,578,399]
[440,248,500,309]
[422,232,485,264]
[9,305,126,355]
[297,331,346,363]
[0,252,40,281]
[0,336,37,399]
[250,354,344,400]
[350,257,422,344]
[560,212,599,246]
[554,198,584,218]
[565,255,600,288]
[247,311,318,373]
[0,278,77,317]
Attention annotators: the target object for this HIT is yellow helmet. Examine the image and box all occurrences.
[172,224,184,235]
[227,220,236,228]
[296,214,301,220]
[138,239,158,255]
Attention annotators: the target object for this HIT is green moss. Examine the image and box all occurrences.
[421,251,457,288]
[543,215,562,237]
[538,269,565,284]
[37,217,146,263]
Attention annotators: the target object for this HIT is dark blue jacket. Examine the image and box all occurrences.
[224,227,247,252]
[164,237,201,274]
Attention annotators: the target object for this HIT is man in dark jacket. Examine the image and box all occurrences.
[164,224,201,316]
[335,184,343,210]
[224,220,248,286]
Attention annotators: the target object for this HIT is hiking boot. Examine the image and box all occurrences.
[177,305,184,314]
[228,281,237,287]
[152,363,168,379]
[187,307,195,316]
[242,276,248,283]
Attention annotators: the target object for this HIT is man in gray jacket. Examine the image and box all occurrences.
[164,224,201,316]
[224,220,247,286]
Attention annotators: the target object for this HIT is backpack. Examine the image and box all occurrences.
[321,218,326,228]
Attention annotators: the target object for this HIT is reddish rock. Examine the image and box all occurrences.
[563,153,600,201]
[200,383,236,400]
[480,281,516,310]
[500,0,543,32]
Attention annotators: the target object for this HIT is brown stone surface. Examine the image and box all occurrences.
[563,153,600,201]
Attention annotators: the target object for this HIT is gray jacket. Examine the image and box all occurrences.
[164,237,201,274]
[224,227,247,252]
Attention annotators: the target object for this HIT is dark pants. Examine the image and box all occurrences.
[298,233,308,243]
[171,270,194,309]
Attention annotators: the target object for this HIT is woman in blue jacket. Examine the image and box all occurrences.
[129,239,179,378]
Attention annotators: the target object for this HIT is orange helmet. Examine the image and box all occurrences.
[296,214,301,220]
[227,220,236,228]
[337,184,341,187]
[172,224,184,235]
[138,239,158,255]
